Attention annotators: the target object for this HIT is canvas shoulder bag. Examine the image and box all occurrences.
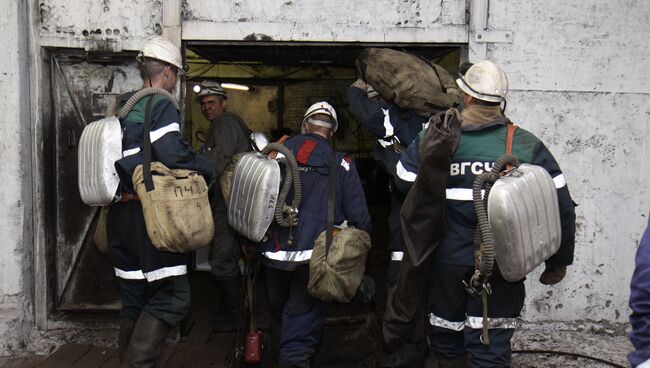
[132,96,214,253]
[308,152,371,303]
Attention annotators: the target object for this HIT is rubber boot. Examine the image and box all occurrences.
[211,276,243,332]
[434,353,468,368]
[122,312,170,368]
[118,319,136,364]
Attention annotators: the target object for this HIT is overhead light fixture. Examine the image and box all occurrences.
[221,83,250,91]
[192,84,202,93]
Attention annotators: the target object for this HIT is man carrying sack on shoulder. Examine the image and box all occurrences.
[108,37,213,367]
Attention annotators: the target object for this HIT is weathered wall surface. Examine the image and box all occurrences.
[39,0,162,50]
[0,0,33,356]
[182,0,468,42]
[486,0,650,323]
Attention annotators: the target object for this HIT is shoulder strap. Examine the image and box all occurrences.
[505,122,518,155]
[325,151,337,256]
[143,96,155,192]
[505,122,518,171]
[229,112,255,149]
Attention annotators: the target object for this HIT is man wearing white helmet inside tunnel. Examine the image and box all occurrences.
[393,60,576,367]
[259,101,371,368]
[108,37,213,367]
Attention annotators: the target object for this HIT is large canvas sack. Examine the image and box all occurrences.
[133,162,214,253]
[356,48,461,114]
[93,207,110,253]
[308,228,371,303]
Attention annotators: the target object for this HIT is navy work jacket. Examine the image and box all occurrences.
[260,133,371,271]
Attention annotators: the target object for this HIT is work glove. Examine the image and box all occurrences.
[539,264,567,285]
[351,78,368,90]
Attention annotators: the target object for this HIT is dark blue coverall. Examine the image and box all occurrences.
[260,133,371,367]
[395,112,576,367]
[109,93,213,327]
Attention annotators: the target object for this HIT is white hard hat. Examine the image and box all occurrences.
[456,60,508,103]
[301,101,338,133]
[195,80,228,101]
[137,37,183,71]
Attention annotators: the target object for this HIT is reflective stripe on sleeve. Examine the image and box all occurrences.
[114,268,146,280]
[341,158,350,171]
[262,250,313,262]
[465,316,520,329]
[391,251,404,261]
[429,313,520,331]
[144,265,187,282]
[381,108,394,138]
[445,188,485,201]
[553,174,566,189]
[123,147,140,157]
[121,123,181,157]
[429,313,465,331]
[150,122,181,143]
[396,161,417,182]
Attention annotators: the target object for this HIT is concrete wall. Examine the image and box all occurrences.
[39,0,162,50]
[485,0,650,323]
[182,0,468,43]
[0,0,33,356]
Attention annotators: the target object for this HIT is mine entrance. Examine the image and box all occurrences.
[42,40,462,366]
[182,41,462,365]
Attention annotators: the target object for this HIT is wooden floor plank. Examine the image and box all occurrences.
[160,342,212,368]
[73,346,114,368]
[154,343,178,367]
[98,349,120,368]
[0,355,47,368]
[32,344,93,368]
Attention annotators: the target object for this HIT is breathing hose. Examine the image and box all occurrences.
[472,170,499,285]
[117,87,180,119]
[472,153,522,286]
[262,143,302,227]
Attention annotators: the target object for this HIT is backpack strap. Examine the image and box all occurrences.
[505,122,518,155]
[325,151,337,256]
[230,113,255,150]
[505,122,518,170]
[142,96,155,192]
